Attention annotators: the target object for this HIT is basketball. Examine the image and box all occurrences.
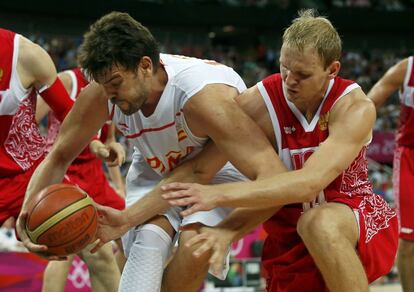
[25,183,98,256]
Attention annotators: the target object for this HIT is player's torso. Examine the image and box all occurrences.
[259,73,372,205]
[0,29,44,176]
[397,56,414,147]
[112,53,246,177]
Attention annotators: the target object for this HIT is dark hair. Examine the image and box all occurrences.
[78,11,160,80]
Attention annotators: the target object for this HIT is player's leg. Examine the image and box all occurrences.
[114,238,126,272]
[162,229,212,292]
[398,239,414,291]
[394,147,414,291]
[297,202,368,292]
[42,256,74,292]
[79,242,120,292]
[119,215,175,292]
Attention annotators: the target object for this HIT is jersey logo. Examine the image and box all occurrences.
[319,112,329,131]
[284,126,296,134]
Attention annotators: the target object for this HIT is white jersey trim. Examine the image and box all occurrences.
[65,70,78,100]
[403,56,413,88]
[257,81,282,155]
[10,34,31,103]
[282,79,334,133]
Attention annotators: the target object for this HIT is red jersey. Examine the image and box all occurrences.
[0,29,45,177]
[396,56,414,147]
[258,74,372,208]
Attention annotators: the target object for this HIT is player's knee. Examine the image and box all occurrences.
[399,239,414,257]
[135,224,173,265]
[297,207,340,243]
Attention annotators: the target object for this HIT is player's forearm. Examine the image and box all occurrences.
[124,161,213,228]
[216,169,319,208]
[216,206,280,242]
[107,166,125,197]
[23,155,71,211]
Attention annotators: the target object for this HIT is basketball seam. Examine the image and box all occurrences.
[27,196,95,243]
[26,185,86,227]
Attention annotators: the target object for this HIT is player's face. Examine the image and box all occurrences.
[99,65,151,116]
[279,44,339,104]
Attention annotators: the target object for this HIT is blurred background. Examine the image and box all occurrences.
[0,0,411,291]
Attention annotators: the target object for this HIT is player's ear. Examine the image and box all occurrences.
[328,61,340,79]
[139,56,153,76]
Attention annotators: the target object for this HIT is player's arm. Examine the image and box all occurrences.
[17,83,109,256]
[164,87,375,210]
[17,36,73,122]
[35,72,73,123]
[105,124,126,197]
[368,58,407,109]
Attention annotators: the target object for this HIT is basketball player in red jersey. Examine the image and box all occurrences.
[37,68,125,292]
[0,28,74,233]
[368,57,414,291]
[161,10,399,291]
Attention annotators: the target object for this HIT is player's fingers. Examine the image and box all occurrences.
[184,233,208,248]
[193,239,214,258]
[98,147,110,158]
[161,182,191,191]
[163,190,193,201]
[210,245,226,275]
[180,205,200,217]
[180,222,203,232]
[90,240,104,254]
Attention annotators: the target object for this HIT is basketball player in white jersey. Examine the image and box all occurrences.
[368,57,414,292]
[162,10,399,292]
[16,12,280,292]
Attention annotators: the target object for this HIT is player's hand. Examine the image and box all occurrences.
[91,205,130,253]
[90,140,125,166]
[16,211,67,260]
[161,183,220,217]
[181,223,233,277]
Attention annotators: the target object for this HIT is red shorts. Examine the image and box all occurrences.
[262,194,398,292]
[393,146,414,240]
[0,161,41,226]
[66,158,124,210]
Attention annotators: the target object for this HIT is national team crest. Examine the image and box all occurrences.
[319,112,330,131]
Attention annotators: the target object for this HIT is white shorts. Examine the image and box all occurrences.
[122,157,246,279]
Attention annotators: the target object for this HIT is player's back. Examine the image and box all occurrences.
[0,28,45,177]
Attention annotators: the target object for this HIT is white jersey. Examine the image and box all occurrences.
[110,53,247,207]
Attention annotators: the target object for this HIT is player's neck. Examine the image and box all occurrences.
[141,65,168,116]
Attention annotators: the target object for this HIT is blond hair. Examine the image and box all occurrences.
[283,9,342,68]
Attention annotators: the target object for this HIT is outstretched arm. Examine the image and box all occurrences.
[163,87,375,210]
[368,58,407,109]
[17,83,109,256]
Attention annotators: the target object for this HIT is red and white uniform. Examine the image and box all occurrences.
[393,56,414,240]
[46,68,124,211]
[0,29,46,225]
[111,54,247,278]
[258,74,398,291]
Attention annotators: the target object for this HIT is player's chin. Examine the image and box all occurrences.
[120,105,138,116]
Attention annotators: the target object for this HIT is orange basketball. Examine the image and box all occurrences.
[25,183,98,256]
